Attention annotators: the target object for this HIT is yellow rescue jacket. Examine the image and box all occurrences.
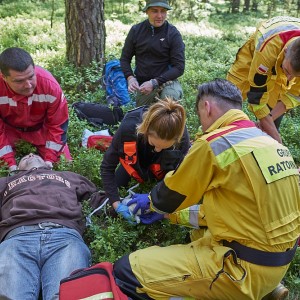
[228,16,300,118]
[151,109,300,252]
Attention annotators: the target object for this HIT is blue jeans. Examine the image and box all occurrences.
[0,227,91,300]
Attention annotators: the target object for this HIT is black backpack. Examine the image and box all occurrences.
[72,102,124,128]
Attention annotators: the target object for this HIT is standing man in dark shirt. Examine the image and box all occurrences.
[120,0,185,106]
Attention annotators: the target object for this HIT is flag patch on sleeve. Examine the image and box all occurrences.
[258,64,268,73]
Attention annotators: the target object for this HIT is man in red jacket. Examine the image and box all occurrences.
[0,47,71,172]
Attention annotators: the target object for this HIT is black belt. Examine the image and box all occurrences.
[3,119,43,132]
[223,239,298,266]
[5,222,65,240]
[14,124,43,132]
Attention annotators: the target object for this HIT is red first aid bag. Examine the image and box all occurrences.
[59,262,128,300]
[87,135,113,152]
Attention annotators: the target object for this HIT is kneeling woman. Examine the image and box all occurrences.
[100,97,190,222]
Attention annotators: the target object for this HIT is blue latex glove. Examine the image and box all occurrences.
[139,212,164,225]
[115,203,136,224]
[127,193,150,215]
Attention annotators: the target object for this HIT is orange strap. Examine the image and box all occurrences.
[120,142,165,182]
[119,141,143,183]
[123,141,137,164]
[149,163,165,180]
[119,158,144,183]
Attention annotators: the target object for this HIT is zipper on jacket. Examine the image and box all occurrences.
[151,25,155,36]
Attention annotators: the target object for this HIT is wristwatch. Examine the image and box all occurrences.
[151,79,159,89]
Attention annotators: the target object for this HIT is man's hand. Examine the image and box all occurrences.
[140,212,164,225]
[258,115,282,143]
[127,77,139,93]
[127,193,150,215]
[139,80,154,95]
[115,202,136,224]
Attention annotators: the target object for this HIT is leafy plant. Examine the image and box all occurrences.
[0,0,299,295]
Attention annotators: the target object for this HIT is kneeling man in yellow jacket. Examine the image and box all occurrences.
[113,79,300,300]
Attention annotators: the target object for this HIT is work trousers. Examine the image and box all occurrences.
[114,233,289,299]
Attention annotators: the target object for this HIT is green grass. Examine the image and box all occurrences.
[0,0,299,297]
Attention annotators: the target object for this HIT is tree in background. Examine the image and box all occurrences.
[65,0,105,67]
[228,0,239,12]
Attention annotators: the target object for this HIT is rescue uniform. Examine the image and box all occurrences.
[100,106,190,205]
[227,16,300,120]
[120,20,185,106]
[113,109,300,300]
[0,66,70,168]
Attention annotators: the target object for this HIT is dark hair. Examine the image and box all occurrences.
[285,38,300,72]
[196,78,242,110]
[0,47,34,76]
[137,97,186,142]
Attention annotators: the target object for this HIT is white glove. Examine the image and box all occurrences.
[45,161,53,169]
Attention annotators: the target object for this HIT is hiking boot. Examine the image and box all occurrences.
[262,283,289,300]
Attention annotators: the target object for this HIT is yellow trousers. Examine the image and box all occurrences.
[129,231,289,300]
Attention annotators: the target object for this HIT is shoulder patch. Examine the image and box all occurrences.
[258,64,269,73]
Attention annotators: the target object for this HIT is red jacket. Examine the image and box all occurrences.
[0,66,69,166]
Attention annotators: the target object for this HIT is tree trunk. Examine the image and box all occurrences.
[231,0,240,13]
[252,0,259,11]
[65,0,105,67]
[243,0,250,11]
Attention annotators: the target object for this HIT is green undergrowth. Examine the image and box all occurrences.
[0,0,299,295]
